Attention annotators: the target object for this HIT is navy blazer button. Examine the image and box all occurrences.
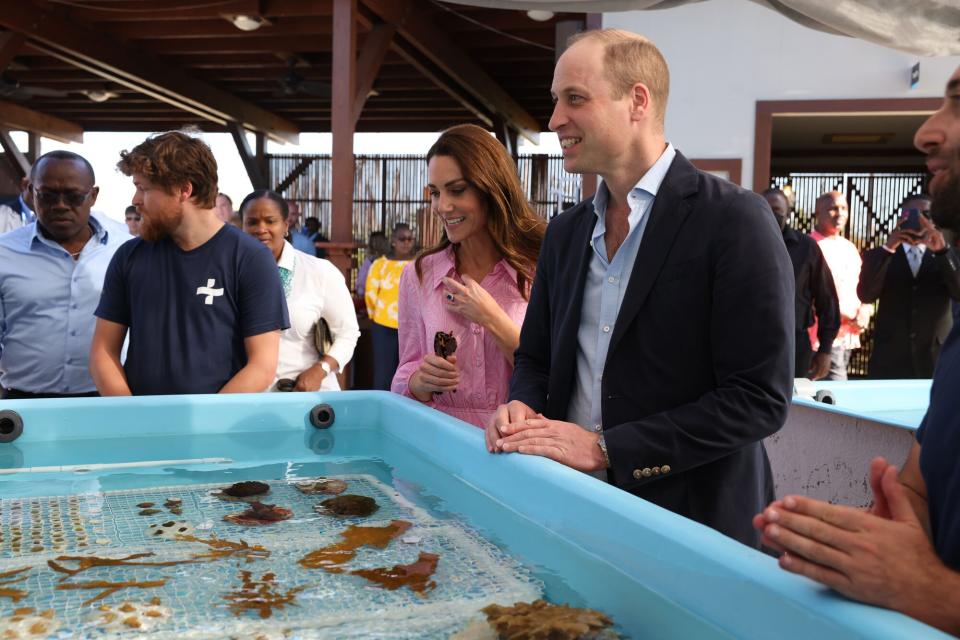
[652,466,661,475]
[632,469,643,480]
[661,465,671,474]
[642,468,652,477]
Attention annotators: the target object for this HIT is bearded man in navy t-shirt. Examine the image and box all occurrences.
[753,66,960,635]
[90,131,289,395]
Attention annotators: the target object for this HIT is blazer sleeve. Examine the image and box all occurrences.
[935,248,960,302]
[811,244,840,354]
[604,190,795,484]
[857,246,894,303]
[509,222,555,414]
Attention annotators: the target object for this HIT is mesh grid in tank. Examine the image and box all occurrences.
[0,475,542,639]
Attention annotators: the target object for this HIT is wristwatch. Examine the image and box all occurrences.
[596,433,611,469]
[319,361,332,376]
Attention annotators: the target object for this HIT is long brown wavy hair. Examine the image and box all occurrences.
[415,124,546,299]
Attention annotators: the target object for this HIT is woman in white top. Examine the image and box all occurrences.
[241,190,360,391]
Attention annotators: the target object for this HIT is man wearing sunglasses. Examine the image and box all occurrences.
[0,150,130,399]
[857,194,960,378]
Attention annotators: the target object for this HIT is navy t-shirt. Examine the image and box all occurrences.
[95,224,289,395]
[916,303,960,571]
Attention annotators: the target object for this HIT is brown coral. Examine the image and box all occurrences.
[315,494,378,517]
[224,502,293,526]
[481,600,615,640]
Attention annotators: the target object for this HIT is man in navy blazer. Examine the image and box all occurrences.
[489,29,795,548]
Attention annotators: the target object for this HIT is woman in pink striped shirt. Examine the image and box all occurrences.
[391,124,546,428]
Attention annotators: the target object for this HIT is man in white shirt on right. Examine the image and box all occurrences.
[809,191,872,379]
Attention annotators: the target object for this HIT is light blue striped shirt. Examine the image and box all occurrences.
[0,213,130,393]
[567,144,677,459]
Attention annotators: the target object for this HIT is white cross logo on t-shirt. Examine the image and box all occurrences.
[196,278,224,305]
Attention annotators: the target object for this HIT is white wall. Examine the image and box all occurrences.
[604,0,960,189]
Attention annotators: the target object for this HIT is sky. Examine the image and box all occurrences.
[10,130,561,223]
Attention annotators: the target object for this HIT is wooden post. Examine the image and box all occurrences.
[27,132,40,165]
[227,122,267,190]
[330,0,357,278]
[255,131,268,189]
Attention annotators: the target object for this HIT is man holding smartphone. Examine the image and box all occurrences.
[857,194,960,378]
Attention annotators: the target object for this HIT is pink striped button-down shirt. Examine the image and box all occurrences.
[391,247,529,428]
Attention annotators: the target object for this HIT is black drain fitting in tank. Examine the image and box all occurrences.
[309,403,335,429]
[813,390,836,405]
[0,410,24,443]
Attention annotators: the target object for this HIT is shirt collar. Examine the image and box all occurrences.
[592,142,676,221]
[429,245,518,290]
[28,211,110,250]
[278,239,296,270]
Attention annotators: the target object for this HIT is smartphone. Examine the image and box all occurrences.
[901,209,922,232]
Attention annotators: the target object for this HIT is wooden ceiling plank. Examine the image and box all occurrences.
[113,17,333,40]
[0,6,299,143]
[66,0,258,22]
[0,99,83,143]
[352,22,395,127]
[0,30,26,71]
[65,0,334,23]
[133,36,328,55]
[363,0,540,142]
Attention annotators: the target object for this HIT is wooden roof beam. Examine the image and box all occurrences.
[0,30,26,70]
[0,99,83,143]
[352,22,395,127]
[362,0,540,142]
[389,40,493,129]
[0,6,299,144]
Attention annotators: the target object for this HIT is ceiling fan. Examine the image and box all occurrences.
[275,57,331,99]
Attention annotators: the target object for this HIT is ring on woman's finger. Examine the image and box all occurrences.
[445,292,455,302]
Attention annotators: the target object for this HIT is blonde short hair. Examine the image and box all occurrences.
[568,29,670,126]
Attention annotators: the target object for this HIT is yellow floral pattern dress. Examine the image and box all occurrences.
[364,256,410,329]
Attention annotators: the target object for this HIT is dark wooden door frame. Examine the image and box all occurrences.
[753,97,942,192]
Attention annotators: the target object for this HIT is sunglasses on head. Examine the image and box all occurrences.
[32,188,92,208]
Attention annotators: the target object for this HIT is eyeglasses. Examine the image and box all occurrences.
[395,236,414,242]
[32,188,93,208]
[902,207,931,217]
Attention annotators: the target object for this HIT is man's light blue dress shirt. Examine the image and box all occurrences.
[567,144,677,473]
[0,213,130,393]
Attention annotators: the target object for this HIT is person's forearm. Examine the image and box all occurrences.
[904,563,960,635]
[481,306,521,366]
[90,351,132,396]
[220,363,274,393]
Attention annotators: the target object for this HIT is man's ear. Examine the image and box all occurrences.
[629,82,652,122]
[178,181,194,203]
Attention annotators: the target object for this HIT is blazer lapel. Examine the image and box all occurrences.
[550,202,600,416]
[608,153,698,353]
